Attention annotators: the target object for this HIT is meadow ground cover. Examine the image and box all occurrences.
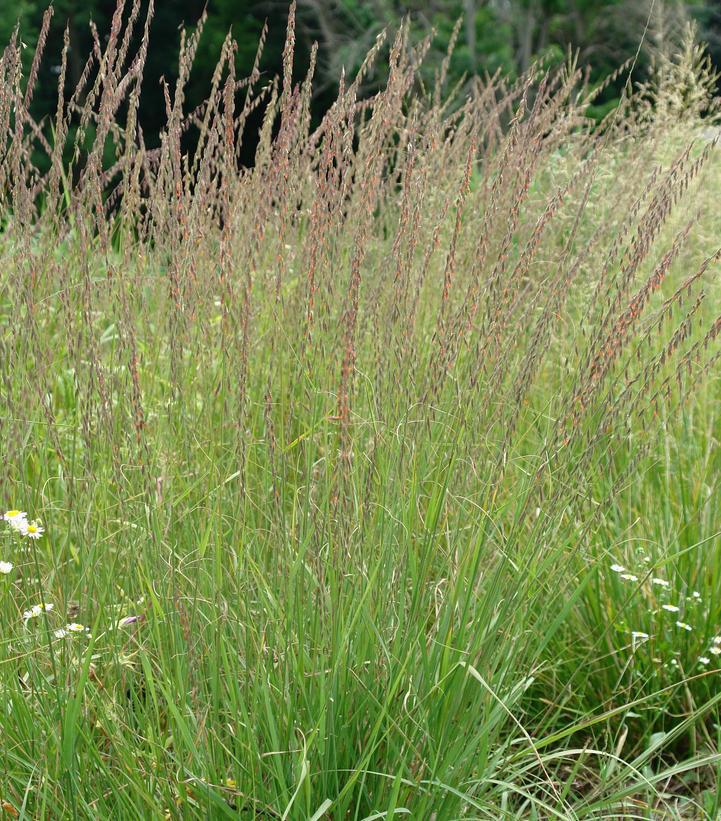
[3,3,721,818]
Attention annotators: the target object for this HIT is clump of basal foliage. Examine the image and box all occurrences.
[1,4,721,818]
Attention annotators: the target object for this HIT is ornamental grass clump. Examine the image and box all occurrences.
[1,3,721,817]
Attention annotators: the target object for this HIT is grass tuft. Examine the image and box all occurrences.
[1,5,721,818]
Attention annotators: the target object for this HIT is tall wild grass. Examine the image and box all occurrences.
[2,3,721,817]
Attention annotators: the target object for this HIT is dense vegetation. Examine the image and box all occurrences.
[2,2,721,817]
[5,0,721,164]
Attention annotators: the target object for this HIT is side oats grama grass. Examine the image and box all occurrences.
[2,2,721,818]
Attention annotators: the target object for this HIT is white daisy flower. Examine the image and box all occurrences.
[23,522,44,540]
[23,602,54,620]
[610,564,625,573]
[652,578,669,588]
[713,636,721,645]
[710,646,721,656]
[692,591,702,600]
[67,623,86,633]
[4,510,27,532]
[621,573,638,582]
[662,604,680,613]
[54,623,88,637]
[699,656,710,665]
[0,561,13,574]
[675,621,692,631]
